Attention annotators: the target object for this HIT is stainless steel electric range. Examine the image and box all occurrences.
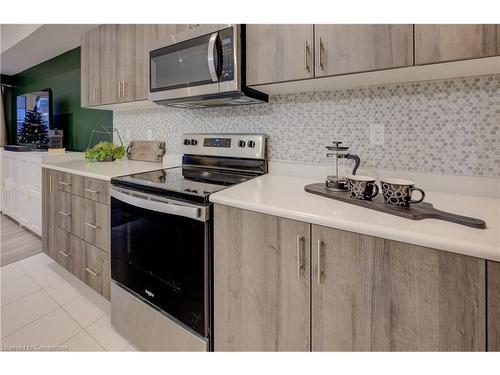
[109,133,268,351]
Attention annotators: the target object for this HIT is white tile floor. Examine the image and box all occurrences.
[0,253,138,351]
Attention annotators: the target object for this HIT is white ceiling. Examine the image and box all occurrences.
[0,24,98,75]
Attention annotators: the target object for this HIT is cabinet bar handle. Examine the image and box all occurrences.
[85,267,99,277]
[58,210,71,216]
[85,188,99,194]
[319,37,325,70]
[58,181,71,186]
[59,250,72,258]
[304,41,310,72]
[296,235,304,278]
[123,81,127,98]
[85,222,99,229]
[317,240,323,284]
[118,81,122,98]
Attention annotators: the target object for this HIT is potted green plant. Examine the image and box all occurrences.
[84,141,125,162]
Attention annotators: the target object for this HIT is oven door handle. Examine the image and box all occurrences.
[110,188,207,222]
[207,32,219,82]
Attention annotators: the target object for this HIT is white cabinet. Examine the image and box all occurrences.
[0,150,43,236]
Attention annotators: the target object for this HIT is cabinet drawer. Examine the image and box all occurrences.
[55,227,85,279]
[80,196,110,252]
[56,171,84,196]
[56,191,75,233]
[83,242,111,299]
[83,177,110,205]
[56,192,110,252]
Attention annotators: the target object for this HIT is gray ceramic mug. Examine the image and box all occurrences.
[345,175,379,201]
[380,178,425,207]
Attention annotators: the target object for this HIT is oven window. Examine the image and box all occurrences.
[150,32,217,91]
[111,196,207,335]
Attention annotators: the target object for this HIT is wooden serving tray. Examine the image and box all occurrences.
[304,183,486,229]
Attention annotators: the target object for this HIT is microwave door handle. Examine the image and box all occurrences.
[110,188,206,221]
[207,32,219,82]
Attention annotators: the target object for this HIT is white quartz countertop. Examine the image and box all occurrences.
[41,157,167,181]
[210,174,500,262]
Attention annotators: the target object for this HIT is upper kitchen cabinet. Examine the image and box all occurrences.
[80,26,101,107]
[115,24,157,103]
[81,24,157,107]
[246,25,314,85]
[415,24,500,64]
[314,24,414,77]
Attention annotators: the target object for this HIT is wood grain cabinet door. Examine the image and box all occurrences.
[116,24,137,103]
[81,26,101,107]
[311,225,486,351]
[246,24,314,85]
[415,24,500,64]
[99,24,119,105]
[132,25,157,101]
[214,204,311,351]
[314,24,413,77]
[488,260,500,351]
[155,24,191,42]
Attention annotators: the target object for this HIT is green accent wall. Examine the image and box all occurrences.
[12,47,112,151]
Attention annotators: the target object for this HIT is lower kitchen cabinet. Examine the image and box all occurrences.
[488,260,500,351]
[214,204,488,351]
[311,225,485,351]
[214,204,311,351]
[42,167,111,300]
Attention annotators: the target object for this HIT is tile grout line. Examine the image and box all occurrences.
[60,328,106,351]
[84,316,132,352]
[3,254,115,351]
[2,258,81,341]
[1,301,60,341]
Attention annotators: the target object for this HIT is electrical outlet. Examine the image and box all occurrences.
[370,123,385,145]
[146,130,153,140]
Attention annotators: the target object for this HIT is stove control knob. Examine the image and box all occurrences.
[190,139,198,146]
[183,139,191,146]
[238,140,246,148]
[247,140,256,148]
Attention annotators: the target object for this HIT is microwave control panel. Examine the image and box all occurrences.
[219,27,234,82]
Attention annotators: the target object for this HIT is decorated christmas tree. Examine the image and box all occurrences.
[17,109,49,146]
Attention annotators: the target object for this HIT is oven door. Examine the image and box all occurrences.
[149,30,222,102]
[110,187,210,337]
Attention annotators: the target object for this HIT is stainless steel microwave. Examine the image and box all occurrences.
[148,24,268,108]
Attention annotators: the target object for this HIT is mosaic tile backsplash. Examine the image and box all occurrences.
[113,74,500,177]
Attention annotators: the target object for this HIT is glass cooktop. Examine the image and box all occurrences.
[111,166,258,201]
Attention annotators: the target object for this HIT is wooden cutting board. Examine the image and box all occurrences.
[126,141,166,162]
[305,183,486,229]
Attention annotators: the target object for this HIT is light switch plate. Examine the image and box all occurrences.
[370,123,385,145]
